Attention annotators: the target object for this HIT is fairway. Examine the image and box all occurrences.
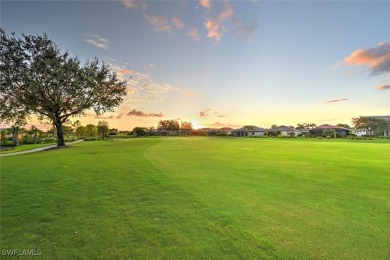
[1,137,389,259]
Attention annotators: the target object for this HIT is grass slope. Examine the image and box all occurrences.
[1,138,389,259]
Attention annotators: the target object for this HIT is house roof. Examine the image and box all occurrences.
[313,124,349,131]
[219,127,234,131]
[232,126,266,132]
[268,125,295,132]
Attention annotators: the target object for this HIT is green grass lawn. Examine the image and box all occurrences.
[1,137,389,259]
[0,143,56,154]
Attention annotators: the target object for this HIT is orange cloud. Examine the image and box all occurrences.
[145,15,171,33]
[204,1,234,43]
[95,115,114,120]
[377,85,390,91]
[200,108,211,117]
[200,0,212,9]
[127,109,164,117]
[109,64,133,80]
[122,0,147,10]
[171,17,185,30]
[344,42,390,75]
[203,121,241,128]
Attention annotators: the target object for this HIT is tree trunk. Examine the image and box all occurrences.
[12,130,20,146]
[55,122,66,147]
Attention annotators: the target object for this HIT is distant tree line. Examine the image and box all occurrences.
[132,120,193,137]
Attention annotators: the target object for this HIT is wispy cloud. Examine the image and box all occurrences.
[203,121,241,128]
[325,98,348,103]
[145,14,171,33]
[108,64,133,80]
[116,114,124,119]
[171,17,185,30]
[95,115,114,119]
[200,108,211,117]
[217,114,226,117]
[377,85,390,91]
[200,0,212,9]
[187,27,201,41]
[127,109,163,117]
[204,1,234,43]
[344,42,390,76]
[233,15,258,42]
[149,63,156,68]
[122,0,147,10]
[126,72,173,104]
[172,87,199,97]
[85,34,110,49]
[110,63,195,106]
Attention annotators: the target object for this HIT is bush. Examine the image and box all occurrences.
[84,137,97,141]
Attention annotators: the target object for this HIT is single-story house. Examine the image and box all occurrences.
[353,115,390,137]
[268,125,300,137]
[310,124,350,137]
[232,126,267,137]
[218,127,234,135]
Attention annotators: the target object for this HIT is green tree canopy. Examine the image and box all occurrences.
[352,116,389,137]
[97,121,110,140]
[0,29,127,146]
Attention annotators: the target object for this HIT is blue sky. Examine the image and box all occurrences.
[2,0,390,130]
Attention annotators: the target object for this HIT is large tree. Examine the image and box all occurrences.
[180,121,193,136]
[352,116,389,137]
[158,119,179,136]
[0,30,127,146]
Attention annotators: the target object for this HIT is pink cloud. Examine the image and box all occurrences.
[203,121,241,128]
[109,64,133,80]
[122,0,147,10]
[204,1,234,43]
[377,85,390,91]
[200,0,212,9]
[187,27,200,41]
[127,109,164,117]
[325,98,348,103]
[171,17,185,30]
[145,15,171,33]
[344,42,390,75]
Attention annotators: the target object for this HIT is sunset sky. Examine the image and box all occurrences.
[2,0,390,130]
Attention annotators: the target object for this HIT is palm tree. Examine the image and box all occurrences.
[244,125,255,137]
[29,126,40,144]
[9,125,22,146]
